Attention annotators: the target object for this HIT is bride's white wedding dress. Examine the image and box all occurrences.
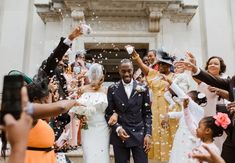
[70,92,110,163]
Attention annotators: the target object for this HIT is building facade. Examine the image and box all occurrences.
[0,0,235,89]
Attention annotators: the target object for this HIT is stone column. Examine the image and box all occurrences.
[71,9,85,52]
[0,0,33,90]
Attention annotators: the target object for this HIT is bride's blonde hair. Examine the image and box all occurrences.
[86,63,104,86]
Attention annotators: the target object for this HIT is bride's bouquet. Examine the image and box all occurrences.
[70,105,96,117]
[70,100,96,130]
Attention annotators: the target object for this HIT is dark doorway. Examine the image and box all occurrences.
[85,43,148,82]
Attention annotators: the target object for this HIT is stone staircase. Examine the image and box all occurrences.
[66,148,115,163]
[66,147,161,163]
[0,147,163,163]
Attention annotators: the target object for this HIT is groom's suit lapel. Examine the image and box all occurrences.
[129,80,137,100]
[115,80,138,111]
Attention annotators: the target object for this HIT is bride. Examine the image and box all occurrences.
[70,63,110,163]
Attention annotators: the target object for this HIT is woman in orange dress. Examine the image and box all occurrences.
[25,119,56,163]
[25,79,56,163]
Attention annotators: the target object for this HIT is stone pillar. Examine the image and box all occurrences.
[0,0,33,90]
[0,0,5,41]
[71,9,85,52]
[200,0,235,75]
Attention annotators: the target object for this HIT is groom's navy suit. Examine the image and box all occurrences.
[105,80,152,163]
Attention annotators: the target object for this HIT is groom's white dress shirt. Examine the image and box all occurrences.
[122,79,133,99]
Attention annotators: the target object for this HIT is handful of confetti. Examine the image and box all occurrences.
[80,23,92,35]
[125,45,134,55]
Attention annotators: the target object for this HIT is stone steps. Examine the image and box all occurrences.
[66,147,162,163]
[0,147,164,163]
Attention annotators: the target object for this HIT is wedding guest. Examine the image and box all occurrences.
[187,112,231,163]
[70,51,86,73]
[143,55,150,66]
[19,75,81,163]
[38,26,82,99]
[178,53,235,163]
[147,50,158,70]
[24,77,61,163]
[8,70,33,85]
[160,77,206,163]
[191,144,225,163]
[196,56,229,150]
[1,87,80,163]
[133,55,150,85]
[179,53,232,101]
[197,56,229,116]
[163,60,193,110]
[2,87,33,163]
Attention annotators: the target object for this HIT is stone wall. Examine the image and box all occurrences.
[0,0,235,91]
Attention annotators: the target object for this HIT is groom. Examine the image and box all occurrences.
[105,59,152,163]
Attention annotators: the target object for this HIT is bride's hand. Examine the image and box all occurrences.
[108,113,118,126]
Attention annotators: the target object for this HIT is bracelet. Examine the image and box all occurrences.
[26,102,34,116]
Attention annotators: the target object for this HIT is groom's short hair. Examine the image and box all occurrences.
[119,59,133,68]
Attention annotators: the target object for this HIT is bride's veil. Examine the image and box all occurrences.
[86,63,104,85]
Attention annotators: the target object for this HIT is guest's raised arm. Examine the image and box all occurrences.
[39,26,82,78]
[125,45,150,76]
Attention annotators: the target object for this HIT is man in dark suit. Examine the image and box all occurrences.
[179,53,235,163]
[105,59,152,163]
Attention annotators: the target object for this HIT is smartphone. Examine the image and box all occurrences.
[0,75,24,124]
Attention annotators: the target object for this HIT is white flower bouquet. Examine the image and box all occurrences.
[69,100,96,129]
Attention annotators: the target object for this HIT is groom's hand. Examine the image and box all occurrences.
[143,135,151,153]
[117,128,130,141]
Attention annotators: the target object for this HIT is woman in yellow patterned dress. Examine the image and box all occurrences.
[128,46,180,162]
